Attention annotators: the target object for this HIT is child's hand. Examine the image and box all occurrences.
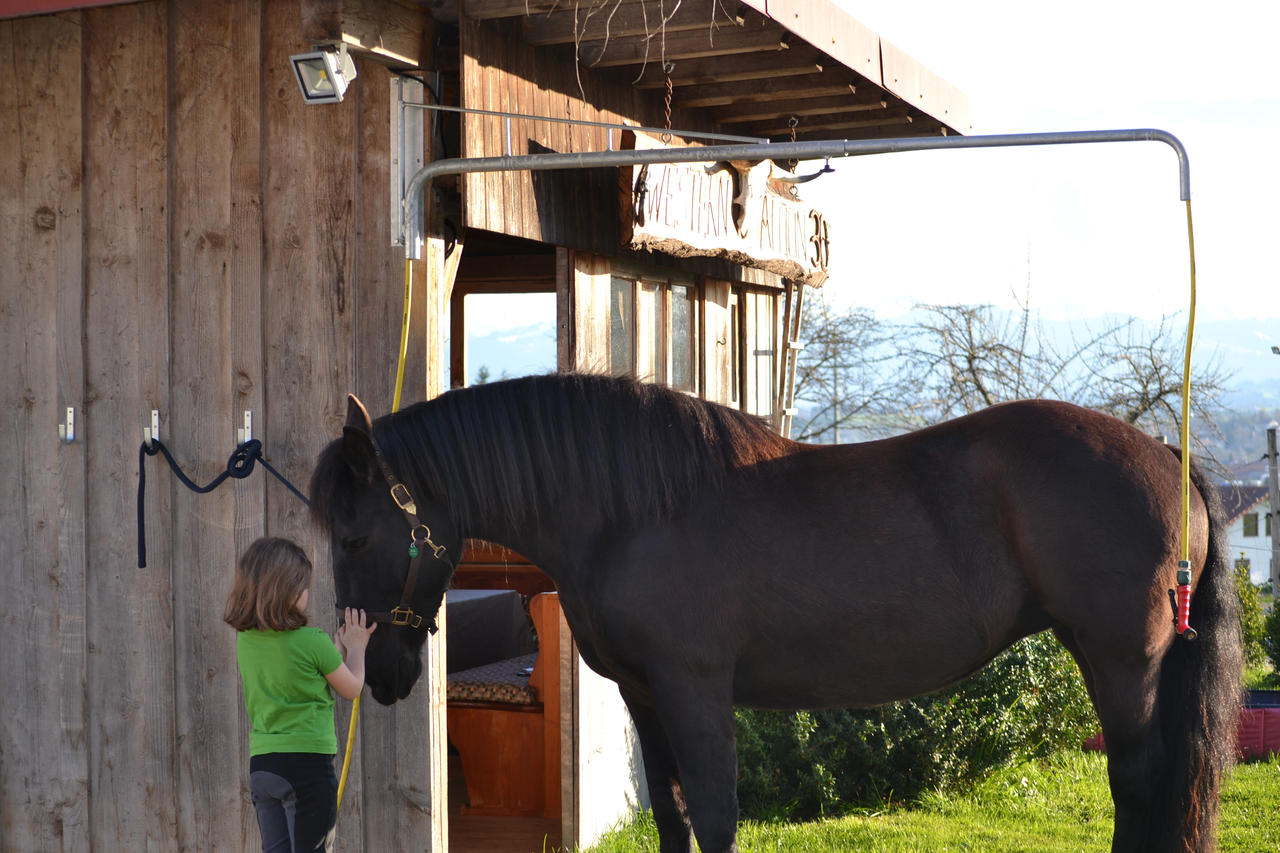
[338,607,377,656]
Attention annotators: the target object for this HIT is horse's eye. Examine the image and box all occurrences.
[341,536,369,553]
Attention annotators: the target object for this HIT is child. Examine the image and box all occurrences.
[224,536,376,853]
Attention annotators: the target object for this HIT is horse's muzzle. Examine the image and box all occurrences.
[368,647,423,706]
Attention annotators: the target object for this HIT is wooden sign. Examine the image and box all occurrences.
[622,134,831,286]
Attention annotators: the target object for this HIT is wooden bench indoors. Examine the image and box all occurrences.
[447,590,562,818]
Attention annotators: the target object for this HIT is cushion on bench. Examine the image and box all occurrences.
[447,652,539,705]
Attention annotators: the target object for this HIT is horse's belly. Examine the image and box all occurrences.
[731,623,1012,710]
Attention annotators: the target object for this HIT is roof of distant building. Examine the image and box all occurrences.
[1217,484,1269,524]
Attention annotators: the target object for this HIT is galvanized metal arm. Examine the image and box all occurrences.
[402,128,1190,258]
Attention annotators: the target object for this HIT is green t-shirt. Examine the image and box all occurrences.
[236,626,344,756]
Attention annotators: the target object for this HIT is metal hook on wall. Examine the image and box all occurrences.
[142,410,160,447]
[58,407,75,444]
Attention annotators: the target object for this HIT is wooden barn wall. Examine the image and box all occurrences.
[460,16,712,254]
[0,3,441,850]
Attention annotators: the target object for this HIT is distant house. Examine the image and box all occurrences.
[1218,484,1272,585]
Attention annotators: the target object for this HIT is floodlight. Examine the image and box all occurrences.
[289,44,357,105]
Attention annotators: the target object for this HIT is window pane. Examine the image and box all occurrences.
[671,285,693,390]
[729,296,740,404]
[610,276,634,376]
[1244,513,1258,537]
[636,281,660,382]
[745,291,776,418]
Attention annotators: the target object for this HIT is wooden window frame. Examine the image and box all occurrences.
[608,265,701,394]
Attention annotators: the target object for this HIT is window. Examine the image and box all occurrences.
[609,276,633,377]
[670,284,694,391]
[738,289,778,419]
[1244,513,1259,537]
[608,270,700,392]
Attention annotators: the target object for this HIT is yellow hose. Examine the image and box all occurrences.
[339,257,414,813]
[1180,199,1196,563]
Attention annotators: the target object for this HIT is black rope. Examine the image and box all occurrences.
[137,438,310,568]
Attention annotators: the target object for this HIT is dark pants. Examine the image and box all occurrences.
[249,752,338,853]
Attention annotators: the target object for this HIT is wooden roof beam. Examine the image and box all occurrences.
[577,21,790,67]
[712,95,888,126]
[463,0,647,21]
[524,2,745,46]
[791,121,950,142]
[301,0,430,69]
[630,49,824,88]
[744,110,915,137]
[674,68,855,108]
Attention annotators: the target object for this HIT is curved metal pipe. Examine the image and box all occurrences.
[404,128,1190,258]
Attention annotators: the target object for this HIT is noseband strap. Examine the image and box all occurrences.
[337,432,453,634]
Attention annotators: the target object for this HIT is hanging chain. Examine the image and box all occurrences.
[661,62,675,144]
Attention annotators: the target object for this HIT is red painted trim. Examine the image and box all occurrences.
[0,0,133,21]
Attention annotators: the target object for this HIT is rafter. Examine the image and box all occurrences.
[576,21,789,67]
[462,0,647,21]
[744,111,914,138]
[674,68,855,108]
[524,1,745,46]
[630,49,824,88]
[712,95,887,126]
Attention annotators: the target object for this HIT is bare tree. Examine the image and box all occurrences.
[895,302,1232,454]
[790,289,905,443]
[796,293,1233,458]
[1073,313,1233,448]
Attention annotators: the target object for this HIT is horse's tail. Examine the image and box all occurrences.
[1151,456,1242,852]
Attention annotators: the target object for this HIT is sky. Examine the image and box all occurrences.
[806,1,1278,325]
[469,2,1280,384]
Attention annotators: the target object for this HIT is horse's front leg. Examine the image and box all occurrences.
[644,671,740,853]
[620,689,696,853]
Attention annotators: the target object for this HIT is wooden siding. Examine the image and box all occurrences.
[0,3,445,849]
[460,16,712,254]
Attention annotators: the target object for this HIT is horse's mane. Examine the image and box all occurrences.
[310,373,796,533]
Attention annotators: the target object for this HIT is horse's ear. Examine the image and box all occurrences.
[341,395,379,485]
[346,394,373,434]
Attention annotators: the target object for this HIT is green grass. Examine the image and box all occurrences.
[583,752,1280,852]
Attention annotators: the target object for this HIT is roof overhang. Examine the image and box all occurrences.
[444,0,971,141]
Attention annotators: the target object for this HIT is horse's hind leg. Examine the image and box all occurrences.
[1056,628,1167,853]
[621,690,696,853]
[640,673,741,853]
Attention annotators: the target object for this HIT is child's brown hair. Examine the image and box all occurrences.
[223,537,313,631]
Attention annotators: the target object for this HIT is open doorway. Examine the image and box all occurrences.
[446,251,564,852]
[447,253,558,391]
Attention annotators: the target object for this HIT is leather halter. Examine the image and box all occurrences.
[336,432,453,634]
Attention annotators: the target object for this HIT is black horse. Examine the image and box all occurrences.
[309,373,1240,853]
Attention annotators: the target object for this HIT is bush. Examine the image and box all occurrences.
[1264,607,1280,676]
[1234,558,1267,668]
[734,632,1097,820]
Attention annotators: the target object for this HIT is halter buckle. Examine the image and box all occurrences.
[390,606,423,628]
[389,482,417,516]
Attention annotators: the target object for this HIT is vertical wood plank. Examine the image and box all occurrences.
[260,28,354,853]
[571,252,611,373]
[703,279,733,404]
[0,12,89,850]
[259,5,357,846]
[82,3,177,848]
[227,0,267,844]
[261,0,355,544]
[168,0,252,848]
[351,59,438,853]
